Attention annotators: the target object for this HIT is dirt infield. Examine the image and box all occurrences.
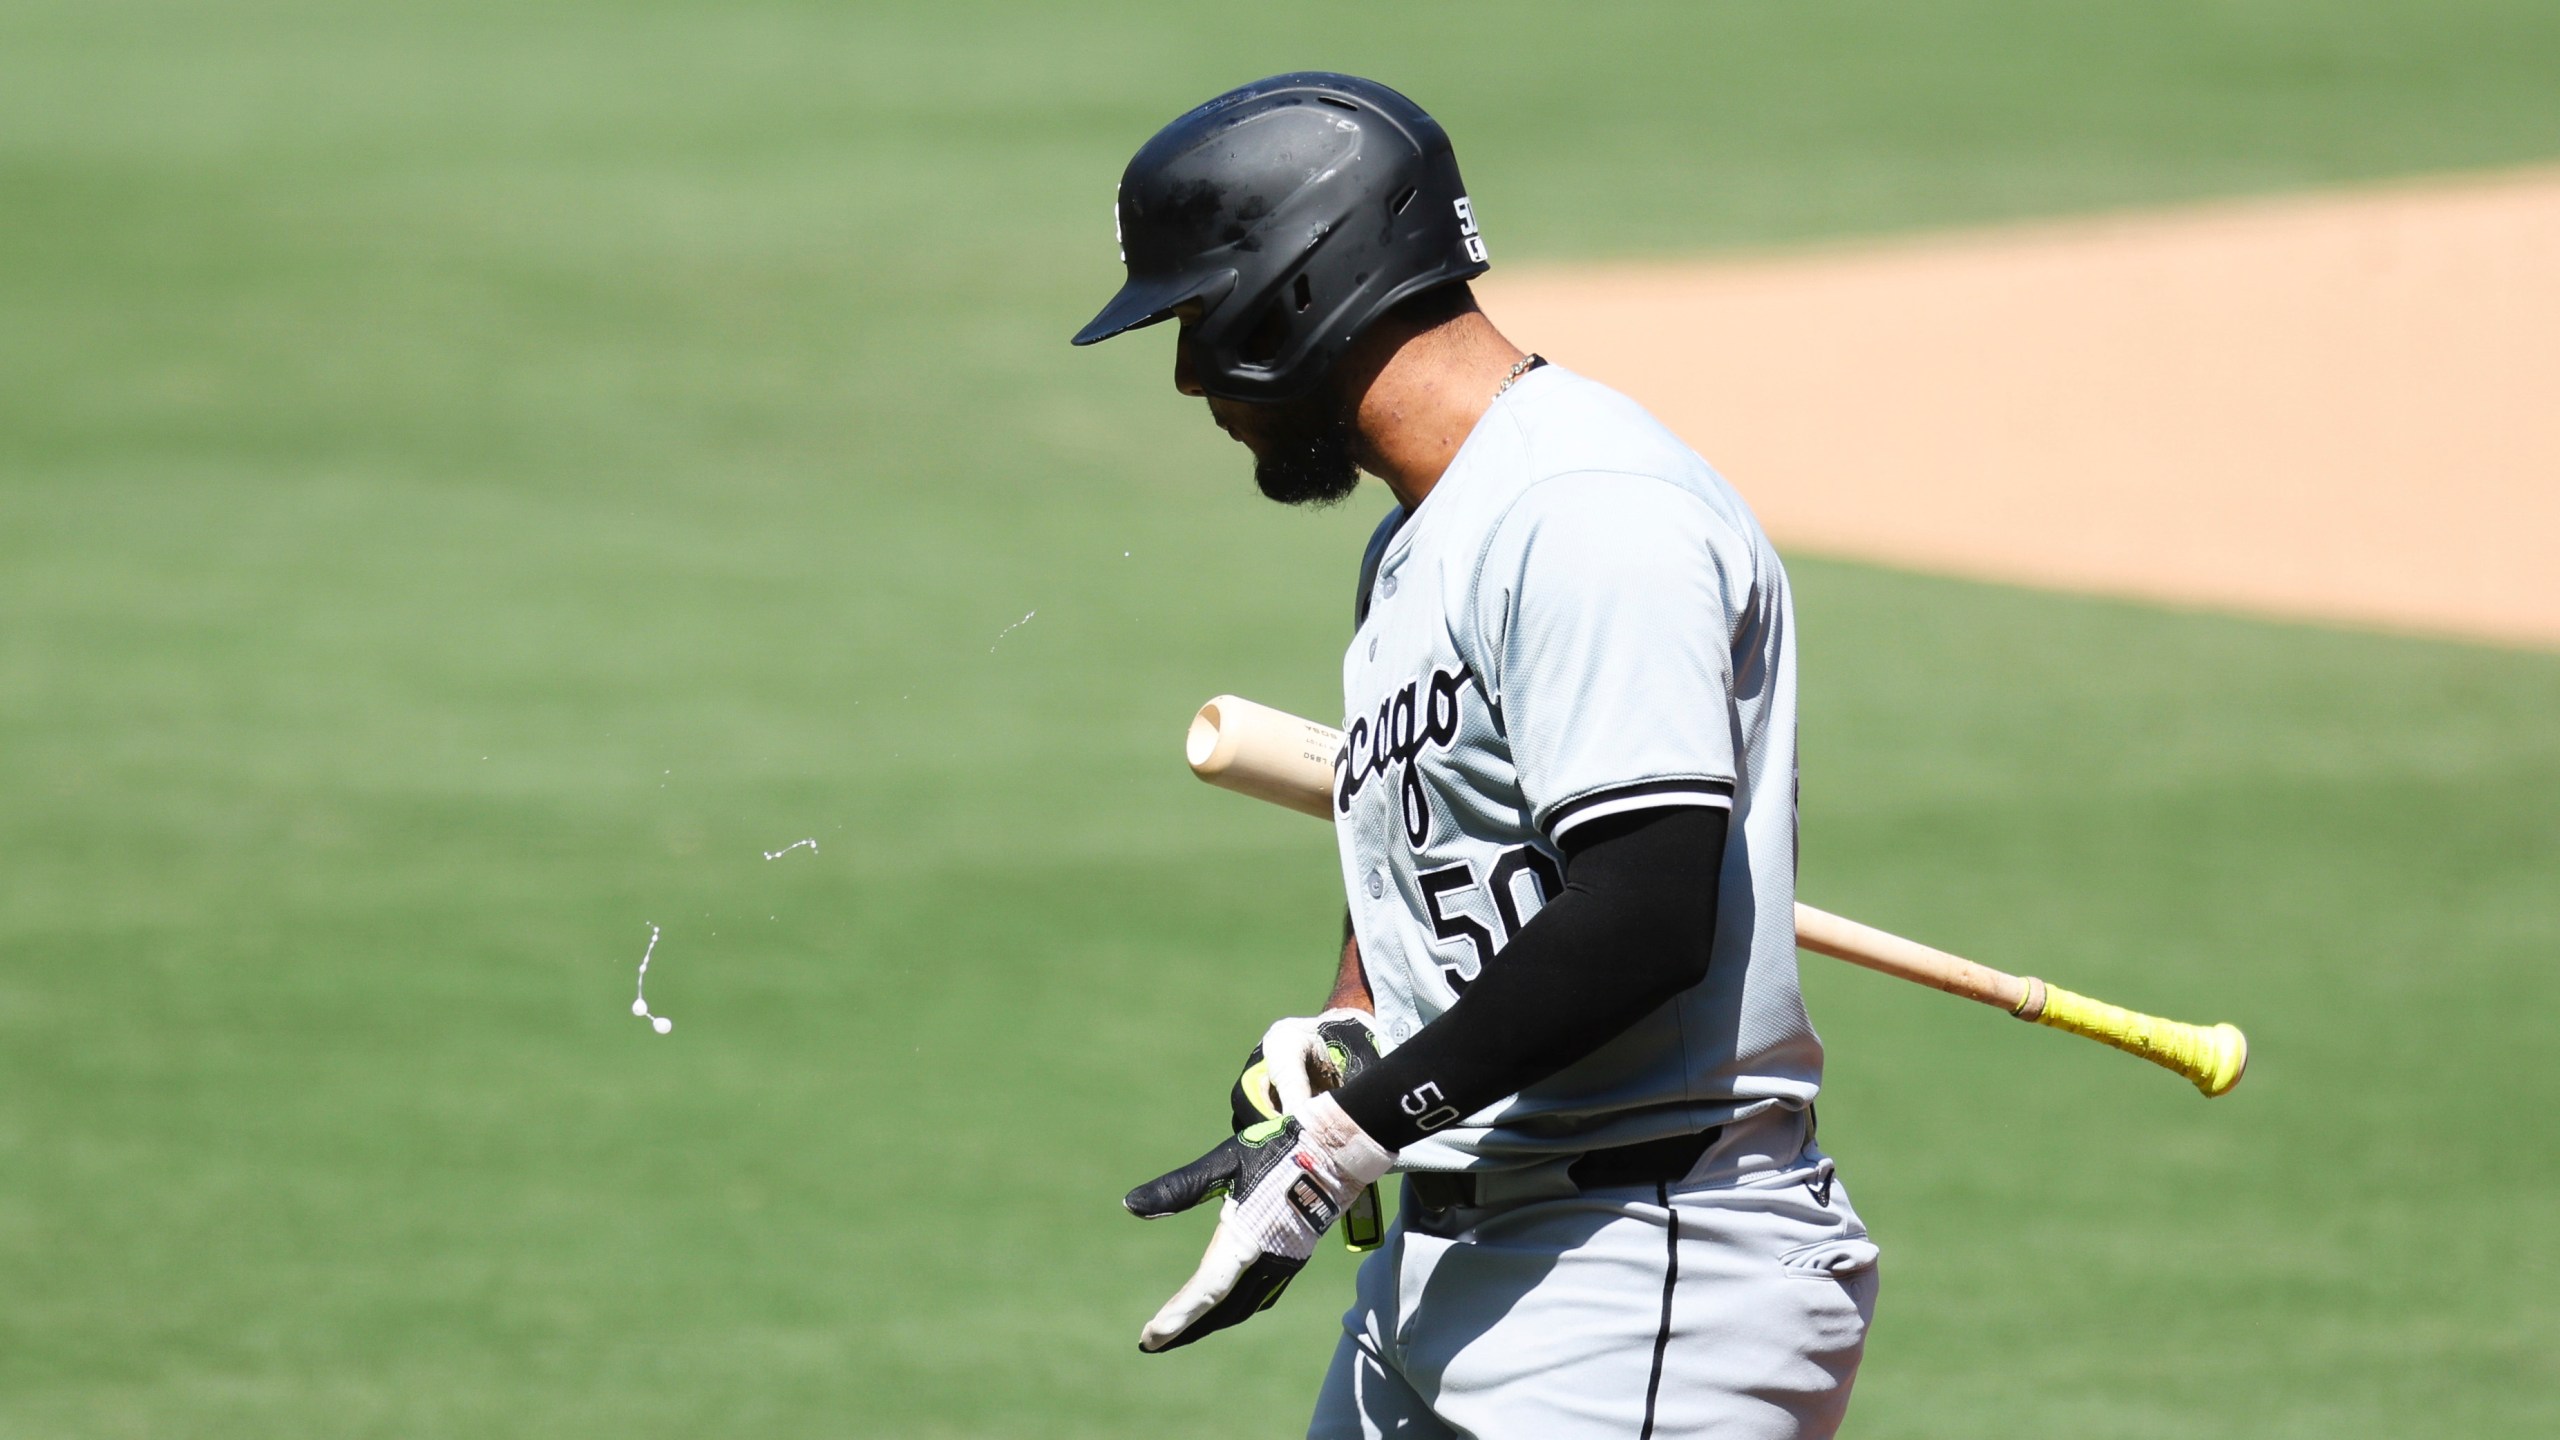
[1482,168,2560,648]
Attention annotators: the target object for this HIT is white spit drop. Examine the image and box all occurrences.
[632,922,674,1035]
[989,609,1037,652]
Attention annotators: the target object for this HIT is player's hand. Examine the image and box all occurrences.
[1123,1093,1394,1353]
[1228,1011,1392,1252]
[1230,1008,1388,1129]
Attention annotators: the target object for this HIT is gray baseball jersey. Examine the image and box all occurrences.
[1335,361,1821,1173]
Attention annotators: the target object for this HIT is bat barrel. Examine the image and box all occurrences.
[1187,696,1342,821]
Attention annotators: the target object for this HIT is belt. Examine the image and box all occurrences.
[1405,1126,1721,1215]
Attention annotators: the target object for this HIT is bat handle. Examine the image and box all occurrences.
[2016,980,2250,1097]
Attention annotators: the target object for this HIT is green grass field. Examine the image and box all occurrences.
[5,2,2558,1435]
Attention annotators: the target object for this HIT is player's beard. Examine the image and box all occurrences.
[1219,385,1361,509]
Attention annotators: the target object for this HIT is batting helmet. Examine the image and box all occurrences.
[1069,73,1489,403]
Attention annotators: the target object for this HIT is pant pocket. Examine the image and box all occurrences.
[1777,1234,1880,1279]
[1392,1226,1455,1355]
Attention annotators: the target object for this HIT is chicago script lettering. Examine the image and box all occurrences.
[1335,663,1474,848]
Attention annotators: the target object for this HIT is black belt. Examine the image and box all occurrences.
[1405,1126,1721,1215]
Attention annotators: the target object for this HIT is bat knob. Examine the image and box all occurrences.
[2194,1023,2249,1097]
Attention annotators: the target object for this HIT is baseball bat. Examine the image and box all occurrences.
[1186,694,2247,1098]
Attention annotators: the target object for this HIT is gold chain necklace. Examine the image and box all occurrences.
[1493,353,1543,400]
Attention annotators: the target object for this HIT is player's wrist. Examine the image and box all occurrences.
[1295,1092,1396,1190]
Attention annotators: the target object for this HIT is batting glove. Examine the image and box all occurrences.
[1229,1010,1390,1251]
[1230,1007,1388,1129]
[1123,1092,1394,1353]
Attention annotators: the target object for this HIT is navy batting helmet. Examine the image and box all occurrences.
[1070,73,1489,403]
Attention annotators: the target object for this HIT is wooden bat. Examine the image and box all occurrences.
[1186,694,2248,1098]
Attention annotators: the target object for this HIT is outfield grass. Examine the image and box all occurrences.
[4,2,2557,1435]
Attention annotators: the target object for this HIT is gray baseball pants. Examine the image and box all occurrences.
[1307,1109,1877,1440]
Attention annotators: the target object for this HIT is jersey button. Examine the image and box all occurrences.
[1380,575,1398,599]
[1365,870,1385,899]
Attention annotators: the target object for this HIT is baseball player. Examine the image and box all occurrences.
[1073,73,1878,1439]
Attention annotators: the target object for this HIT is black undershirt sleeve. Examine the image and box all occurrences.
[1332,804,1727,1152]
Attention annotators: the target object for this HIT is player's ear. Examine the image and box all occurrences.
[1172,315,1206,397]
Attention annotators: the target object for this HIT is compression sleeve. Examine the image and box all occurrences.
[1332,805,1726,1152]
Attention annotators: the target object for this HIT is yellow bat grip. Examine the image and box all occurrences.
[2024,983,2249,1097]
